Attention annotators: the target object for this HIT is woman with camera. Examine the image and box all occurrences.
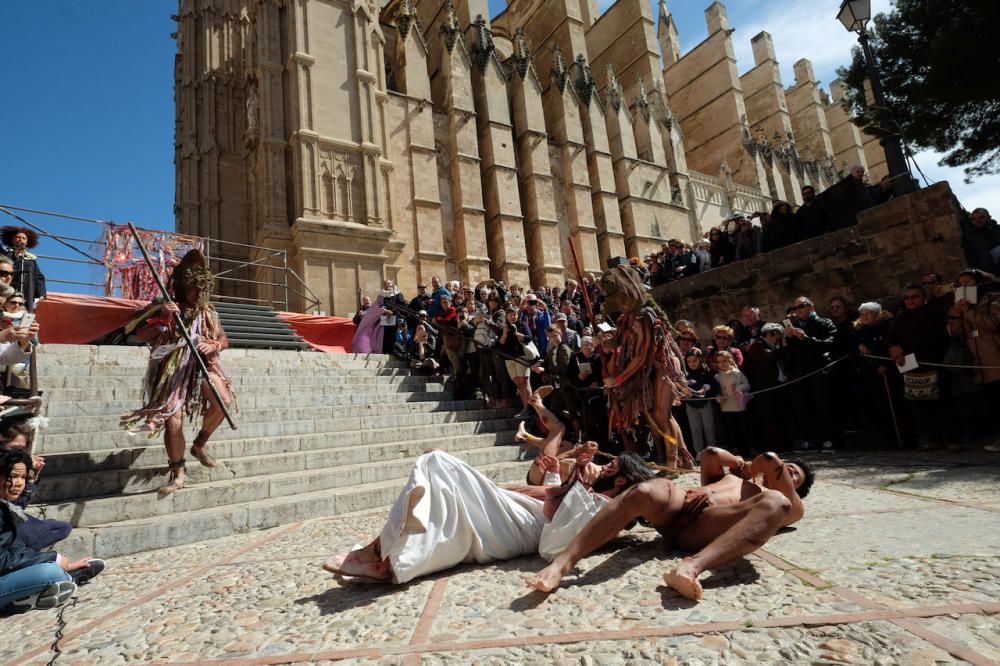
[499,306,535,419]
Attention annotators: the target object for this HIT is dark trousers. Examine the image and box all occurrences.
[791,370,835,444]
[721,411,753,457]
[17,515,72,551]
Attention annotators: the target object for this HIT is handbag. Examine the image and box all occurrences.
[520,340,540,362]
[902,369,939,401]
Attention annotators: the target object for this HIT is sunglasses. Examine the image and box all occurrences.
[793,303,810,310]
[7,301,24,306]
[714,335,731,340]
[0,271,12,278]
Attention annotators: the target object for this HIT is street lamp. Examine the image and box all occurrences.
[837,0,917,196]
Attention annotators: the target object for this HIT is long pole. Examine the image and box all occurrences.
[127,223,237,430]
[857,30,916,197]
[881,372,903,449]
[567,238,595,325]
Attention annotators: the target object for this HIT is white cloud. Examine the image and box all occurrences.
[728,0,892,87]
[701,1,1000,218]
[910,149,1000,216]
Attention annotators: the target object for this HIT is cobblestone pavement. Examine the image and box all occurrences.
[3,450,999,665]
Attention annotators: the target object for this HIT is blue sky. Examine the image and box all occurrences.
[1,1,995,293]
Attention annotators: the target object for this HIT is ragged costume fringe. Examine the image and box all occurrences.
[600,266,693,468]
[120,254,236,436]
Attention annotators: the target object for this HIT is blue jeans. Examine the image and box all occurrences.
[0,562,71,611]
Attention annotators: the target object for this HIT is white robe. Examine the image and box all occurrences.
[380,452,545,583]
[380,451,606,583]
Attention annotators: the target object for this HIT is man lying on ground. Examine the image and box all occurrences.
[525,447,813,601]
[322,414,655,584]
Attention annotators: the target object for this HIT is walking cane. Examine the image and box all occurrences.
[127,223,237,430]
[882,372,903,449]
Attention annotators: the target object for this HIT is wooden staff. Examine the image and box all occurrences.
[127,223,237,430]
[882,372,903,449]
[567,237,595,325]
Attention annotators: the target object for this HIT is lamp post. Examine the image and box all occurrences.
[837,0,916,196]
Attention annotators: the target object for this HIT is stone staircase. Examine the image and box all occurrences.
[33,345,526,558]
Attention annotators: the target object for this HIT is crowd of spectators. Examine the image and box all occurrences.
[633,167,1000,290]
[358,258,1000,465]
[0,233,105,616]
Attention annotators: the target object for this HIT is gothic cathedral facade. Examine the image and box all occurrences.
[174,0,885,315]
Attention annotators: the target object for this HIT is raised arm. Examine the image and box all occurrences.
[748,452,804,525]
[698,446,745,486]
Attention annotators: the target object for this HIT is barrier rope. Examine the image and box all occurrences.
[46,596,77,666]
[677,351,1000,404]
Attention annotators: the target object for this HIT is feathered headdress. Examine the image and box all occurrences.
[170,249,214,309]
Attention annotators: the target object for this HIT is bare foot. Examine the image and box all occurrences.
[515,421,529,443]
[524,563,564,593]
[323,550,391,580]
[531,385,555,403]
[664,558,703,601]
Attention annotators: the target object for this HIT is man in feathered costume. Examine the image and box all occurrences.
[599,265,694,469]
[120,250,235,494]
[0,227,46,310]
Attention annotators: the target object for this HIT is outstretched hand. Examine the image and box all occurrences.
[534,454,559,475]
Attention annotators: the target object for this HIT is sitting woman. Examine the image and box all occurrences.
[406,323,439,374]
[322,441,655,584]
[0,450,104,613]
[0,418,72,551]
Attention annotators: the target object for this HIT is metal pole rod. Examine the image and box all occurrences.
[0,206,105,265]
[857,30,916,197]
[127,223,237,430]
[283,249,289,312]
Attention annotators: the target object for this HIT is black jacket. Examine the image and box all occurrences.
[963,221,1000,273]
[794,200,833,240]
[785,313,837,377]
[4,250,46,308]
[1,500,57,576]
[888,303,950,367]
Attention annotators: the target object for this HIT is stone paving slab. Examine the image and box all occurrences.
[3,452,999,666]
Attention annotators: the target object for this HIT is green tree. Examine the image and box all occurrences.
[837,0,1000,180]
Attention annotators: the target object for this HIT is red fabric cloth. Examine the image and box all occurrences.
[35,292,149,344]
[276,312,356,353]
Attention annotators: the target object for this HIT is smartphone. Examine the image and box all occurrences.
[16,313,34,329]
[782,318,792,328]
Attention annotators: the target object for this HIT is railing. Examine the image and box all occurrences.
[688,171,727,206]
[730,183,772,217]
[688,171,774,222]
[0,204,321,313]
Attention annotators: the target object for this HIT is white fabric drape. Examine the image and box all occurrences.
[380,452,547,583]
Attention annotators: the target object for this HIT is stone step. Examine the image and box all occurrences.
[38,346,401,368]
[45,405,514,437]
[45,399,501,432]
[41,427,518,478]
[38,370,440,389]
[55,459,529,558]
[37,443,523,526]
[43,378,449,402]
[38,364,415,379]
[42,389,459,416]
[37,416,516,454]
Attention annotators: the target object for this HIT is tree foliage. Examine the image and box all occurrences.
[837,0,1000,180]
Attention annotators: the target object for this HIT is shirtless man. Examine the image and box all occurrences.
[525,447,814,601]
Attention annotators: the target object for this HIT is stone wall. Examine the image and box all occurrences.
[651,182,966,339]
